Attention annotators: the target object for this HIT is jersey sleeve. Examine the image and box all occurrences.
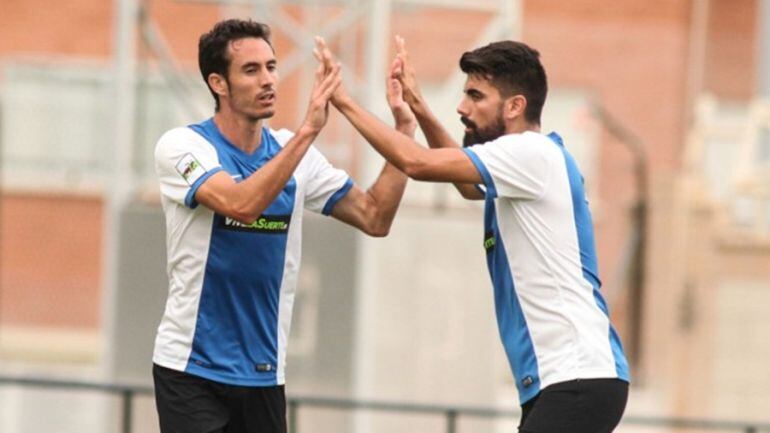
[302,146,353,215]
[154,128,223,208]
[461,135,552,200]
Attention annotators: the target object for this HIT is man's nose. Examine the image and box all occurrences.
[456,102,467,117]
[261,70,276,88]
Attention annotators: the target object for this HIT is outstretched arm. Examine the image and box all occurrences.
[390,36,484,200]
[195,46,341,224]
[325,41,415,237]
[317,39,482,185]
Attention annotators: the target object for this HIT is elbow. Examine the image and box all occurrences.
[361,215,391,237]
[228,202,261,225]
[202,187,263,224]
[365,225,390,238]
[360,206,391,238]
[459,188,483,201]
[230,212,258,226]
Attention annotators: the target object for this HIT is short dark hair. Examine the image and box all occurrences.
[459,41,547,125]
[198,19,273,110]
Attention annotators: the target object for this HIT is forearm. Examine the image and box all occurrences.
[333,96,428,175]
[409,97,485,200]
[362,120,415,232]
[230,126,317,221]
[363,162,408,234]
[410,99,457,150]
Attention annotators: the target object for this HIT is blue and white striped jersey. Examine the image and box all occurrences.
[463,131,630,404]
[152,118,352,386]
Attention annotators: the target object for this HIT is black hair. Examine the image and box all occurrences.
[459,41,547,125]
[198,19,273,111]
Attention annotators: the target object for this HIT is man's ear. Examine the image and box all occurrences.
[504,95,527,121]
[208,73,229,100]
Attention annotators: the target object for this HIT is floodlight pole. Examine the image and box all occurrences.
[351,3,392,433]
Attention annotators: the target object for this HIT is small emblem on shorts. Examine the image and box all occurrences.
[255,363,274,372]
[522,376,534,387]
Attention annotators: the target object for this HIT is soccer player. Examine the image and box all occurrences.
[152,20,415,433]
[317,37,630,433]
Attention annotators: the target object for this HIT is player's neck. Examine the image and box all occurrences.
[213,110,264,154]
[506,117,540,135]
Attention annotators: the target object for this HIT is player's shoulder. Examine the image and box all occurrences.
[479,131,560,158]
[157,126,202,143]
[155,126,213,158]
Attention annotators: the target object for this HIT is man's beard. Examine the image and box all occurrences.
[461,115,506,148]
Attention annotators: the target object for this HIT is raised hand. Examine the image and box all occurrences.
[391,35,423,108]
[386,75,417,136]
[302,39,341,133]
[313,37,350,106]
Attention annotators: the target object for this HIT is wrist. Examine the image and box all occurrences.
[395,120,417,136]
[408,96,428,115]
[297,123,322,139]
[331,93,354,111]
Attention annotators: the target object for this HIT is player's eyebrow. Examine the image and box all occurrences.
[465,88,484,97]
[240,59,277,70]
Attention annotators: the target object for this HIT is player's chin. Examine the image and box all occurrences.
[249,108,275,121]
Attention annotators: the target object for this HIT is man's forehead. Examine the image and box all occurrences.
[463,74,496,91]
[228,37,275,62]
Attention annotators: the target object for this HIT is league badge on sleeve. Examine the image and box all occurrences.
[175,153,207,186]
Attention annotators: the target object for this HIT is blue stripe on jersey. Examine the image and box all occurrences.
[184,167,223,208]
[548,132,630,382]
[485,197,541,403]
[462,148,497,198]
[185,120,295,386]
[466,146,541,403]
[322,177,354,215]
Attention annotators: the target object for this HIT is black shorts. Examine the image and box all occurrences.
[519,378,629,433]
[153,364,287,433]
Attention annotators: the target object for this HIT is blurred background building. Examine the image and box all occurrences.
[1,0,769,432]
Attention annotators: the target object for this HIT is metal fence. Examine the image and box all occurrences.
[1,375,770,433]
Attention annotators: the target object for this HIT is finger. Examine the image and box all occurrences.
[315,36,334,68]
[395,35,405,56]
[391,78,402,93]
[319,69,342,101]
[322,45,335,69]
[314,37,331,70]
[317,63,341,98]
[387,77,402,94]
[390,58,404,79]
[387,80,402,105]
[313,50,336,91]
[396,35,410,62]
[314,61,325,85]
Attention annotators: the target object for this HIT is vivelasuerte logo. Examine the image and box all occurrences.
[219,214,291,234]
